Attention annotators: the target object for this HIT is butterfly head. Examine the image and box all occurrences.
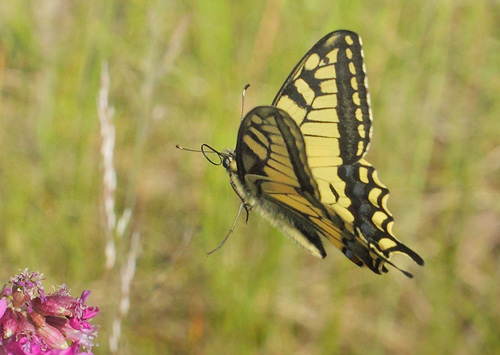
[221,150,237,172]
[196,144,247,206]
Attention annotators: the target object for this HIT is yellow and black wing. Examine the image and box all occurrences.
[335,159,424,275]
[233,30,423,276]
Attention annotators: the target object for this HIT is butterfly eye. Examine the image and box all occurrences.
[222,157,231,169]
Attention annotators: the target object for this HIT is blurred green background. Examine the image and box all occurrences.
[1,0,499,353]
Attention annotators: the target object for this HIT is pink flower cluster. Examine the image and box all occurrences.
[0,270,99,355]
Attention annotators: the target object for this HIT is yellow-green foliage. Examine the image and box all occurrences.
[1,1,499,353]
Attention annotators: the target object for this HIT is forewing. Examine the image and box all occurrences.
[235,106,352,256]
[272,30,372,166]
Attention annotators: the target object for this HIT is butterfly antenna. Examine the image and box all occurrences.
[176,144,223,166]
[206,203,245,256]
[240,84,251,121]
[175,144,203,152]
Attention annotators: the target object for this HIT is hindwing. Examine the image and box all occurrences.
[335,160,424,273]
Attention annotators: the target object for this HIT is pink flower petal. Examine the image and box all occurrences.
[0,298,6,318]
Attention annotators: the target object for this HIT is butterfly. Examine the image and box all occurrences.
[201,30,424,277]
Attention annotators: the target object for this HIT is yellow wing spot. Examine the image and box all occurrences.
[332,204,354,224]
[359,166,369,184]
[371,169,386,188]
[346,48,353,59]
[308,155,342,168]
[287,193,312,205]
[320,79,338,94]
[316,165,339,176]
[378,238,398,251]
[314,65,336,80]
[312,94,338,109]
[311,165,346,182]
[352,92,361,106]
[263,167,298,187]
[345,223,354,233]
[330,179,346,195]
[337,196,351,208]
[267,158,295,178]
[294,78,315,105]
[307,145,341,158]
[270,143,289,157]
[272,194,318,215]
[368,188,382,207]
[349,62,356,75]
[381,193,390,212]
[386,221,395,236]
[345,35,354,45]
[307,108,338,122]
[304,53,321,71]
[276,96,308,123]
[355,108,363,121]
[252,115,264,124]
[356,141,365,157]
[304,135,338,149]
[317,181,338,204]
[358,124,366,138]
[324,48,339,65]
[372,211,388,230]
[302,122,339,138]
[350,76,358,91]
[260,124,281,136]
[271,152,291,167]
[243,135,267,160]
[249,127,269,146]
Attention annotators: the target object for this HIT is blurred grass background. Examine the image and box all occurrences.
[1,0,499,353]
